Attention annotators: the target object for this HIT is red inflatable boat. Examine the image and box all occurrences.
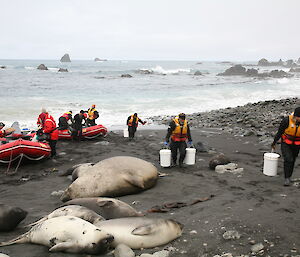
[58,124,108,140]
[0,139,51,163]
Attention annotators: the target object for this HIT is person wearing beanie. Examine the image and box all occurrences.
[165,113,193,168]
[272,107,300,186]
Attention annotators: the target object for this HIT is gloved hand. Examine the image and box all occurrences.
[271,142,276,151]
[188,141,193,147]
[164,141,169,146]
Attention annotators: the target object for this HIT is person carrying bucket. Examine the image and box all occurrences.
[164,113,193,168]
[272,107,300,186]
[126,113,146,140]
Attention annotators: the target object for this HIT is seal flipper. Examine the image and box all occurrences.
[131,224,157,236]
[123,174,145,189]
[49,241,78,253]
[0,231,30,246]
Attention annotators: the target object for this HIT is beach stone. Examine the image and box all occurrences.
[195,141,208,152]
[139,254,152,257]
[153,250,170,257]
[251,243,264,253]
[222,230,241,240]
[50,190,65,197]
[209,153,230,170]
[114,244,135,257]
[37,64,48,70]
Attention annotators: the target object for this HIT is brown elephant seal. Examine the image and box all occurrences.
[96,217,183,249]
[25,205,105,227]
[61,197,143,219]
[0,204,27,232]
[61,156,158,201]
[0,216,114,254]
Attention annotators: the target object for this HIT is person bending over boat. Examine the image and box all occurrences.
[0,122,15,138]
[72,110,87,141]
[127,113,146,140]
[58,111,73,130]
[37,107,48,129]
[86,104,99,127]
[42,113,59,157]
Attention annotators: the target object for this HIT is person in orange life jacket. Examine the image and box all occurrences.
[72,110,87,141]
[42,113,59,157]
[272,107,300,186]
[0,122,7,137]
[86,104,99,127]
[58,111,73,130]
[37,107,48,129]
[127,113,146,140]
[165,113,193,167]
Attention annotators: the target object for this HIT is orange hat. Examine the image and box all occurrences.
[92,104,96,108]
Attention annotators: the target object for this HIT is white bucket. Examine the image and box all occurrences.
[184,148,196,165]
[263,152,280,176]
[123,128,129,138]
[160,149,171,167]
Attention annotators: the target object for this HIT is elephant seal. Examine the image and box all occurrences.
[61,197,143,219]
[0,216,114,254]
[25,205,105,227]
[0,253,10,257]
[96,217,183,249]
[0,204,27,232]
[61,156,158,201]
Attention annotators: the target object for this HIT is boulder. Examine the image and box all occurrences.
[246,68,258,76]
[258,58,269,66]
[209,153,230,170]
[217,65,246,76]
[37,64,48,70]
[58,68,68,72]
[121,74,132,78]
[60,53,71,62]
[194,70,202,76]
[269,70,293,78]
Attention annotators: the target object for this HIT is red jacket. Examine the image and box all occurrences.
[0,130,5,138]
[37,113,47,128]
[43,114,58,140]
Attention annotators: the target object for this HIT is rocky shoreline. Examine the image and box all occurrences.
[150,97,300,149]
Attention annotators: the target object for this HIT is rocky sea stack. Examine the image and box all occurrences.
[60,53,71,62]
[37,64,48,70]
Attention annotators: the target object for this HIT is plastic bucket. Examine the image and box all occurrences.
[263,152,280,176]
[160,149,171,167]
[184,148,196,165]
[123,128,129,138]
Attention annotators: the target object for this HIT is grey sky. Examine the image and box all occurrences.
[1,0,299,61]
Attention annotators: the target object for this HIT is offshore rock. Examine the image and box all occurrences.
[37,64,48,70]
[58,68,68,72]
[60,53,71,62]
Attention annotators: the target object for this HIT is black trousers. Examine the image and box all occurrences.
[128,126,137,139]
[71,125,82,141]
[281,142,300,178]
[48,140,57,157]
[58,117,69,130]
[170,140,187,165]
[87,119,96,127]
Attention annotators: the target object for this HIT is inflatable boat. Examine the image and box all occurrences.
[58,124,108,140]
[0,139,51,163]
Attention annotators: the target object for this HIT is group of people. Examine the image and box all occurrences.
[1,105,299,186]
[36,105,99,157]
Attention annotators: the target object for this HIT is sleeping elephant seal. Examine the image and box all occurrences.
[61,197,143,219]
[25,205,105,227]
[0,204,27,232]
[61,156,158,201]
[0,216,114,254]
[96,217,183,249]
[58,163,94,177]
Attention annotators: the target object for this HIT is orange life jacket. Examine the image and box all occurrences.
[128,115,139,127]
[282,115,300,145]
[171,117,188,142]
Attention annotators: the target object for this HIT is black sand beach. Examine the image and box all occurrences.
[0,98,300,257]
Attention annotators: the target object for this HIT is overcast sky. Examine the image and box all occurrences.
[1,0,299,61]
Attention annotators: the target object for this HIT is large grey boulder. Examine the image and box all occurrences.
[37,64,48,70]
[218,65,246,76]
[209,153,230,170]
[258,58,269,66]
[60,53,71,62]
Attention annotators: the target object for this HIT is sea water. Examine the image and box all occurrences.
[0,59,299,130]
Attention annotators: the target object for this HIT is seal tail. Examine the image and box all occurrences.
[24,217,47,227]
[0,231,30,246]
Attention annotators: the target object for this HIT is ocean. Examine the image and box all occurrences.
[0,59,299,130]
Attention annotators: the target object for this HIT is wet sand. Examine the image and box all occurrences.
[0,125,299,257]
